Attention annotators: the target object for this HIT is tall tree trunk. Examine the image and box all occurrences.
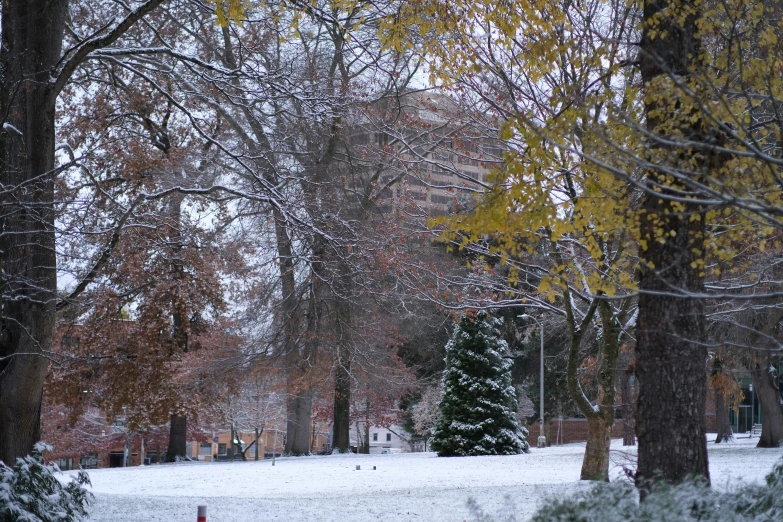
[165,414,187,462]
[165,193,193,459]
[275,208,314,457]
[0,0,67,466]
[636,0,709,487]
[308,228,354,454]
[714,389,733,443]
[621,364,636,446]
[218,28,315,457]
[332,347,352,452]
[749,351,783,447]
[285,387,313,455]
[362,398,371,454]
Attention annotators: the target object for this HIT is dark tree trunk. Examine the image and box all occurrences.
[165,414,187,462]
[362,398,371,454]
[621,366,636,446]
[750,351,783,448]
[332,348,352,453]
[167,193,191,460]
[277,208,314,457]
[0,0,67,466]
[636,0,710,487]
[362,421,370,454]
[635,193,709,485]
[714,389,733,443]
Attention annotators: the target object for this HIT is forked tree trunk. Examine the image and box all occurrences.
[165,414,187,462]
[636,0,709,487]
[581,301,620,481]
[750,352,783,448]
[563,297,619,482]
[714,389,733,443]
[0,0,66,466]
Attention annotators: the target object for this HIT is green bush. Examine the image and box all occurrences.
[0,442,92,522]
[528,460,783,522]
[467,458,783,521]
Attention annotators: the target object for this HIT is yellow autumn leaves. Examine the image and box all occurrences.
[380,0,783,301]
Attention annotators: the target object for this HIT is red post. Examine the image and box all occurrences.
[197,506,207,522]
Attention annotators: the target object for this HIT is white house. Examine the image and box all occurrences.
[349,423,407,454]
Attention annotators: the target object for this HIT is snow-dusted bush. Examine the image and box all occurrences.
[432,311,529,456]
[524,458,783,522]
[0,443,92,522]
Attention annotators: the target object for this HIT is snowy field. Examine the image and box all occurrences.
[67,436,783,522]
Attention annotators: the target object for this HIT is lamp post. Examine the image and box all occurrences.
[748,383,754,433]
[520,314,546,448]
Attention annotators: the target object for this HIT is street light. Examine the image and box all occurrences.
[519,314,546,448]
[748,383,754,433]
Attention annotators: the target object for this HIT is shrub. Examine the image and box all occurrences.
[466,458,783,521]
[0,442,92,522]
[528,459,783,522]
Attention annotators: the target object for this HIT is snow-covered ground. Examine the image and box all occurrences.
[67,436,783,522]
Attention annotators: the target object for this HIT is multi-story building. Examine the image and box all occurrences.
[348,91,504,218]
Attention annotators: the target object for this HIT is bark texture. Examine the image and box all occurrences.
[0,0,66,466]
[636,0,710,486]
[583,417,612,479]
[0,0,165,467]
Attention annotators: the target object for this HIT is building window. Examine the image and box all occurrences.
[62,336,79,349]
[55,457,73,471]
[199,443,212,456]
[386,433,392,442]
[218,443,227,456]
[372,433,378,441]
[80,455,98,469]
[431,194,453,205]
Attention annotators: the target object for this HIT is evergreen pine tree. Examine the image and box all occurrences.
[432,311,530,456]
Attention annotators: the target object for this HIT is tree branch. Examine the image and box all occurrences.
[51,0,168,96]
